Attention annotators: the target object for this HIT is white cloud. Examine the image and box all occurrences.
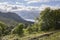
[39,4,60,10]
[16,2,23,5]
[0,2,60,12]
[0,2,26,12]
[0,2,39,12]
[25,0,40,4]
[0,2,11,12]
[24,0,50,4]
[25,19,35,22]
[0,2,8,5]
[24,0,60,4]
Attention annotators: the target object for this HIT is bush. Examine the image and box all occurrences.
[0,22,8,35]
[11,23,24,36]
[0,26,2,36]
[27,24,40,34]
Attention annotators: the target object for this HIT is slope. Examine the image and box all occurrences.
[0,12,34,25]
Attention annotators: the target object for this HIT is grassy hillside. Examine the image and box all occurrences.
[0,12,34,24]
[1,30,60,40]
[0,16,18,26]
[38,31,60,40]
[0,11,34,27]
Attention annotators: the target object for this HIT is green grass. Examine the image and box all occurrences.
[2,32,44,40]
[38,31,60,40]
[1,30,60,40]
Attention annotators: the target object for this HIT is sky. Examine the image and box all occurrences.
[0,0,60,11]
[0,0,60,22]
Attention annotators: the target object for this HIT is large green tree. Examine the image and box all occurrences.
[36,8,60,31]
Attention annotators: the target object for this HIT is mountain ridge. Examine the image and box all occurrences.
[0,12,34,25]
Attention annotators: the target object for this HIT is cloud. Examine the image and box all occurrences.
[24,0,49,4]
[25,0,40,4]
[24,0,60,4]
[16,2,23,5]
[40,4,60,10]
[0,2,40,12]
[0,2,8,5]
[0,2,11,12]
[0,2,26,12]
[0,2,60,12]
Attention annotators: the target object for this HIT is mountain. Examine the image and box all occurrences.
[0,4,40,21]
[0,12,34,26]
[14,10,40,20]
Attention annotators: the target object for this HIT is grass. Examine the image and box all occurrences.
[2,30,60,40]
[1,31,45,40]
[38,31,60,40]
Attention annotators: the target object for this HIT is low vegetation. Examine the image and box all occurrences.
[0,7,60,40]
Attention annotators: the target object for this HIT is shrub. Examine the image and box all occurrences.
[0,22,8,35]
[11,23,24,36]
[0,26,2,36]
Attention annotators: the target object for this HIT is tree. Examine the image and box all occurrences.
[37,7,57,31]
[54,9,60,29]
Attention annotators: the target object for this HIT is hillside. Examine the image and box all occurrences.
[0,16,18,26]
[1,30,60,40]
[15,10,40,20]
[38,31,60,40]
[0,8,60,40]
[0,12,34,26]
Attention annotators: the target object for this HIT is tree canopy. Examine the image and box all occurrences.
[36,8,60,31]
